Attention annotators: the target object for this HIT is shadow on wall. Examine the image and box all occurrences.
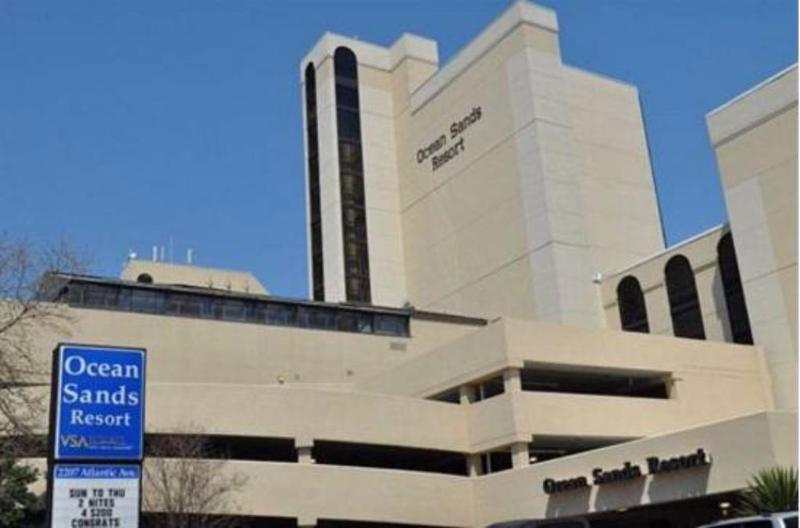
[545,486,591,519]
[647,465,712,503]
[711,265,734,343]
[593,476,647,513]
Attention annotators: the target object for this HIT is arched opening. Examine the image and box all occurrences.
[665,255,705,340]
[136,273,153,284]
[304,62,325,302]
[617,276,649,333]
[334,46,370,303]
[717,233,753,344]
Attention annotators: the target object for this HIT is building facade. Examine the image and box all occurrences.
[18,2,798,527]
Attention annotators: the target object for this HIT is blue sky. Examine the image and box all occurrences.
[1,0,796,297]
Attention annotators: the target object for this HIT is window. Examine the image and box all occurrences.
[304,63,325,301]
[334,47,371,303]
[473,376,504,402]
[374,314,408,336]
[61,279,410,337]
[617,276,649,333]
[480,449,512,474]
[521,367,670,399]
[717,233,754,344]
[665,255,705,340]
[266,303,296,326]
[136,273,153,284]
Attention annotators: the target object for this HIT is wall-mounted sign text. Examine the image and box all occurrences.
[51,464,140,527]
[542,448,711,495]
[416,107,483,172]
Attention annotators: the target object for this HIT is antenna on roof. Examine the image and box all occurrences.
[187,248,193,265]
[152,246,158,262]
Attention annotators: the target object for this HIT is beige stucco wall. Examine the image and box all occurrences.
[145,383,470,453]
[564,66,664,276]
[361,317,771,452]
[30,304,479,390]
[121,260,267,294]
[201,461,474,527]
[474,410,796,525]
[301,1,664,327]
[707,64,798,409]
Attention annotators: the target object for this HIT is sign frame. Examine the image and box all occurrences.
[51,343,147,462]
[50,463,141,527]
[47,342,147,528]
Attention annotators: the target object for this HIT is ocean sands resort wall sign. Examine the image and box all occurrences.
[542,448,712,495]
[416,107,483,172]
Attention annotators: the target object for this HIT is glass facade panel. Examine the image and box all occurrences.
[304,63,325,302]
[334,46,371,303]
[61,279,410,337]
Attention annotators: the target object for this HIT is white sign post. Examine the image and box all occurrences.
[51,464,140,528]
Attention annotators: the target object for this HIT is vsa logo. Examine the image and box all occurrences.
[60,434,90,448]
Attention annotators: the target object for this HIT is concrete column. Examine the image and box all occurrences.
[296,440,315,464]
[459,385,475,405]
[511,442,530,469]
[503,367,522,393]
[466,454,482,477]
[297,516,317,528]
[297,446,315,464]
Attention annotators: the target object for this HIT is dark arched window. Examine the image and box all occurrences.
[304,63,325,301]
[334,47,371,303]
[665,255,705,340]
[617,276,649,333]
[136,273,153,284]
[717,233,753,344]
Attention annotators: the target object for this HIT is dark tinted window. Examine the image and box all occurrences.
[305,63,325,301]
[784,517,798,528]
[62,280,409,337]
[334,46,371,303]
[617,275,649,333]
[665,255,706,340]
[717,233,754,344]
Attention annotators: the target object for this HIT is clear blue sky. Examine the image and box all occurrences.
[1,0,796,297]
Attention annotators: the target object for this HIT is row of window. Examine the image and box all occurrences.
[617,233,753,343]
[60,279,410,337]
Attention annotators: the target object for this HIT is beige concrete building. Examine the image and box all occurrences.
[17,2,797,527]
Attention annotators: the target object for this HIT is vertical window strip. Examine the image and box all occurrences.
[334,47,371,303]
[304,64,325,301]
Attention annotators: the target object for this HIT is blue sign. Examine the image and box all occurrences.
[51,464,141,527]
[54,344,146,461]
